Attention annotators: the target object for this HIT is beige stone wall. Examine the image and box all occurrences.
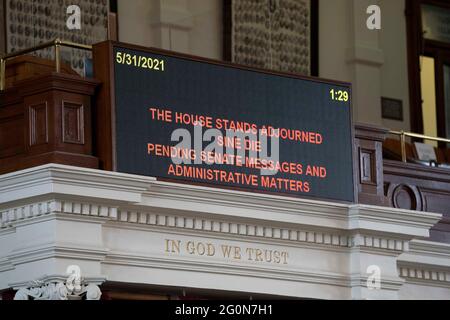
[117,0,222,59]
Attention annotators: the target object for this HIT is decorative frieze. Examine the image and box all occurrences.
[0,198,432,254]
[398,266,450,286]
[397,240,450,287]
[117,209,351,249]
[0,200,118,227]
[351,234,408,252]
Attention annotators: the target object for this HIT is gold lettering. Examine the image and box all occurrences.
[165,239,181,254]
[255,249,263,262]
[197,242,206,256]
[273,250,281,263]
[221,245,233,258]
[164,239,289,265]
[234,246,242,260]
[206,243,215,256]
[245,248,254,261]
[265,250,272,263]
[186,241,195,254]
[281,252,289,264]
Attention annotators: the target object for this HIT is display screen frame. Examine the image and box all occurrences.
[93,40,357,204]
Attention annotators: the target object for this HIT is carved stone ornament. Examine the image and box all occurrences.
[14,278,102,300]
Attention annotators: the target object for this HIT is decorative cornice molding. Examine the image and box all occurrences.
[348,204,441,238]
[0,199,437,254]
[146,180,350,219]
[398,266,450,288]
[0,165,443,257]
[0,165,440,235]
[350,274,405,291]
[0,164,154,205]
[396,239,450,288]
[397,239,450,288]
[408,240,450,258]
[7,243,109,266]
[0,257,14,273]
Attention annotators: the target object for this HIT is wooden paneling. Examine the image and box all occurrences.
[354,123,389,206]
[62,101,84,144]
[385,183,423,211]
[360,149,376,185]
[4,55,78,90]
[29,102,48,146]
[384,160,450,242]
[93,41,115,171]
[0,0,5,55]
[0,113,24,157]
[358,124,450,243]
[0,57,99,174]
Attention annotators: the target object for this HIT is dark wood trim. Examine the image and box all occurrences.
[440,53,450,142]
[354,123,389,206]
[434,50,447,144]
[406,0,450,138]
[422,0,450,9]
[384,159,450,182]
[110,0,118,13]
[310,0,319,77]
[350,87,358,204]
[425,39,450,52]
[406,0,424,134]
[108,0,119,41]
[383,158,450,242]
[0,0,5,54]
[0,289,16,300]
[92,41,116,171]
[222,0,232,62]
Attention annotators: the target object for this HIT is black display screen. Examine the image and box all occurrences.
[113,46,355,202]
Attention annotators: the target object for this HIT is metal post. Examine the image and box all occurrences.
[55,41,61,73]
[0,58,5,91]
[400,131,407,163]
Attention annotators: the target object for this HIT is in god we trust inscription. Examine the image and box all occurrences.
[165,239,289,265]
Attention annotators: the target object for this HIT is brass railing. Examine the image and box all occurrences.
[0,39,92,91]
[389,130,450,162]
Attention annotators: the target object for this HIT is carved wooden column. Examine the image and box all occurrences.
[0,72,99,174]
[354,123,389,206]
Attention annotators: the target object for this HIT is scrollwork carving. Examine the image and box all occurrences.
[14,277,102,300]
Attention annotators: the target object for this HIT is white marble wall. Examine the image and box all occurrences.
[0,165,448,300]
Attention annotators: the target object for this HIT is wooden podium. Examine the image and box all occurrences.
[0,56,99,174]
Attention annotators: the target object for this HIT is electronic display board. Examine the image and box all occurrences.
[111,44,355,202]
